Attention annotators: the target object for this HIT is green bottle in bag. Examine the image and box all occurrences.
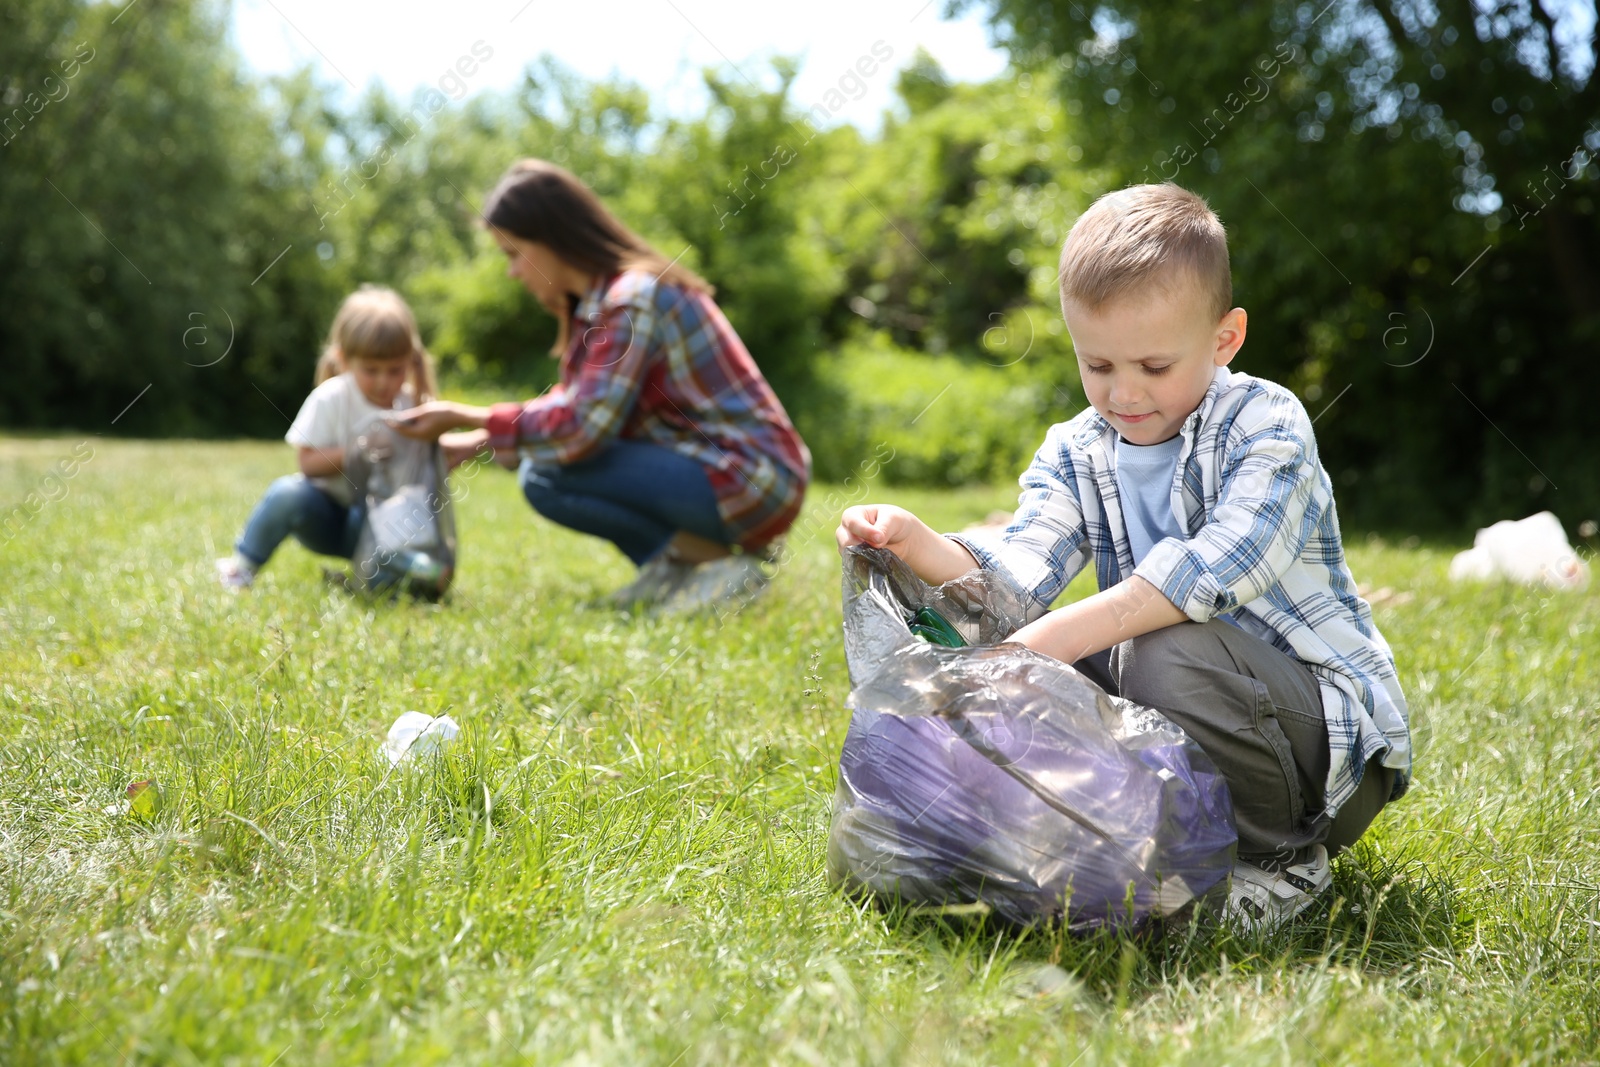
[908,606,965,648]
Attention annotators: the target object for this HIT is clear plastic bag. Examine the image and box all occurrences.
[346,424,457,599]
[827,546,1237,929]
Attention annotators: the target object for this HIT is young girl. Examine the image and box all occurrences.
[216,285,438,589]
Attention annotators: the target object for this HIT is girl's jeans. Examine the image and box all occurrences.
[519,441,728,565]
[236,475,365,568]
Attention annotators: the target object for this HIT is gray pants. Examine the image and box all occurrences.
[1073,620,1394,870]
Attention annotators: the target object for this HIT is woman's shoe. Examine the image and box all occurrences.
[661,555,770,614]
[608,554,692,609]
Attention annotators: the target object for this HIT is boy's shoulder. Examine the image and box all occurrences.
[1200,369,1316,444]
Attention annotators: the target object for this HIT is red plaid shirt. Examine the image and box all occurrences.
[485,271,811,549]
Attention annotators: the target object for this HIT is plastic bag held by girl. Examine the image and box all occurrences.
[827,546,1237,929]
[347,425,457,599]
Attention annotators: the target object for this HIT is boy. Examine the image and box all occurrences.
[836,184,1411,933]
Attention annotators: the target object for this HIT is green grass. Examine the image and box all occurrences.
[2,435,1597,1065]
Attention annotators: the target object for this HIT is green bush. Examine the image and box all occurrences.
[802,331,1065,487]
[409,251,561,397]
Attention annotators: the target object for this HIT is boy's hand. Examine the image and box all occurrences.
[837,504,980,585]
[837,504,924,556]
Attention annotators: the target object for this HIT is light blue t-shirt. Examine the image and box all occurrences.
[1114,434,1185,566]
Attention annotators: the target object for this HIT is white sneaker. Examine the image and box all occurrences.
[661,554,770,614]
[608,554,692,609]
[215,555,255,591]
[1223,844,1332,935]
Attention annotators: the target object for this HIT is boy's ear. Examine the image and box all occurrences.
[1213,307,1247,366]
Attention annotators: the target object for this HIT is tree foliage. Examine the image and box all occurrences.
[960,0,1599,527]
[3,0,1596,526]
[0,0,343,436]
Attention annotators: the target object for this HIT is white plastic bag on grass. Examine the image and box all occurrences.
[382,712,460,766]
[1448,511,1589,591]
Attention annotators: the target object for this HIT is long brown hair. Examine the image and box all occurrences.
[315,284,438,403]
[484,161,712,358]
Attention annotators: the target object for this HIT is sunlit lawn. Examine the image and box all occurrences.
[2,435,1596,1064]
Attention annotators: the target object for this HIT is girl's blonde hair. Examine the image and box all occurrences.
[314,285,438,402]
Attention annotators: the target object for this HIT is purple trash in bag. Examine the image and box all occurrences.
[827,546,1237,929]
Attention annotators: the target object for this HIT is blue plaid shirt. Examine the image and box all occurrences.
[951,367,1411,815]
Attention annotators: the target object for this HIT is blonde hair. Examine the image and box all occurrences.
[1058,184,1232,322]
[315,285,438,402]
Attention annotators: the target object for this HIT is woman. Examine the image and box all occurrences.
[394,160,811,610]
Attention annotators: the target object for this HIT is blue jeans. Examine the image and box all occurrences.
[236,475,365,568]
[519,441,728,565]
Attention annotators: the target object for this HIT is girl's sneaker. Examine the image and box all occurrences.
[1222,844,1332,935]
[214,555,256,591]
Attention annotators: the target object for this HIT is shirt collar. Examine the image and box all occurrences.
[1186,364,1232,436]
[573,274,611,323]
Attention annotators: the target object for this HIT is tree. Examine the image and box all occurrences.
[0,0,344,437]
[962,0,1599,528]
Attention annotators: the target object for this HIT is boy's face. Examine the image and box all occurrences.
[1063,281,1247,446]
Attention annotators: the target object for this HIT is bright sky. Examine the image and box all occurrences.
[228,0,1011,129]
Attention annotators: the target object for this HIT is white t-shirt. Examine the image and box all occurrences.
[285,373,419,506]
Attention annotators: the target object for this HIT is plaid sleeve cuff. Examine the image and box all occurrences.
[943,532,1054,622]
[1133,537,1239,623]
[945,531,1004,578]
[485,402,527,451]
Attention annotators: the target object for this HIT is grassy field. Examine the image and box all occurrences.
[2,435,1597,1065]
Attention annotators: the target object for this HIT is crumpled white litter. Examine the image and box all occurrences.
[1447,511,1590,591]
[381,712,461,766]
